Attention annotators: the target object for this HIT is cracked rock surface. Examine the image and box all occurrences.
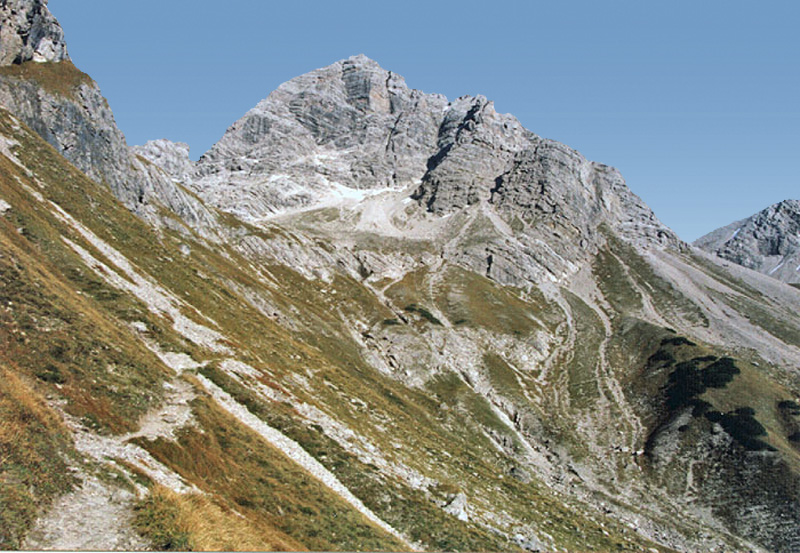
[696,199,800,283]
[0,0,68,66]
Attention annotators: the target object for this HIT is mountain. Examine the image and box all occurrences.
[695,199,800,284]
[2,2,800,552]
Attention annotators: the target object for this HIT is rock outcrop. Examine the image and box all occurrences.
[191,55,679,286]
[133,139,194,185]
[695,199,800,283]
[0,0,218,234]
[0,0,68,66]
[193,54,448,217]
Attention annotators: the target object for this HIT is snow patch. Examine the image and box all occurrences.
[769,261,785,275]
[326,182,395,203]
[728,227,742,241]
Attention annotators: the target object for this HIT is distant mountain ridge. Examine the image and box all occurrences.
[695,199,800,284]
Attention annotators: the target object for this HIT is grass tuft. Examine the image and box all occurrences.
[135,486,300,551]
[0,61,93,100]
[0,366,77,549]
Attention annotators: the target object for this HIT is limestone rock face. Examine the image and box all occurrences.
[0,2,216,232]
[192,55,679,286]
[0,74,217,231]
[695,199,800,283]
[0,0,68,65]
[133,139,194,185]
[413,94,533,213]
[193,54,448,217]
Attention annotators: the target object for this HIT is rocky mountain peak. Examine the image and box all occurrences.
[192,56,449,215]
[0,0,69,65]
[696,199,800,283]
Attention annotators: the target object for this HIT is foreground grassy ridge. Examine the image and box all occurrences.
[135,485,303,552]
[135,396,406,552]
[0,117,178,433]
[0,366,77,549]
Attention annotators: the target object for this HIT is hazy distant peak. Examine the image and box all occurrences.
[696,198,800,283]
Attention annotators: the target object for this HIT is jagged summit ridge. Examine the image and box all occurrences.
[190,55,675,235]
[696,199,800,283]
[193,54,450,215]
[0,0,68,65]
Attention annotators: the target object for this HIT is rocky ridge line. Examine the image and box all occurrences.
[695,199,800,284]
[0,0,218,234]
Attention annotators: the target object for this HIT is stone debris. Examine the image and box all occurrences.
[22,475,148,551]
[443,492,469,522]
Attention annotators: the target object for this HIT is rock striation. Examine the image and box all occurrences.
[191,55,679,286]
[695,199,800,283]
[0,0,68,65]
[133,139,194,185]
[193,54,448,217]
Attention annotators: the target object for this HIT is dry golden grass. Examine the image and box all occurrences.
[0,366,66,443]
[0,365,76,548]
[0,60,93,99]
[136,486,303,552]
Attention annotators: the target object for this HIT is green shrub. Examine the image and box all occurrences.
[661,336,696,347]
[717,408,775,451]
[778,400,800,415]
[647,349,675,366]
[404,304,443,326]
[702,357,740,388]
[34,364,66,384]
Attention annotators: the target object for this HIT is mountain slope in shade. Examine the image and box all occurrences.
[695,199,800,284]
[2,2,800,553]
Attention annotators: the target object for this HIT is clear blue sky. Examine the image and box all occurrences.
[49,0,799,241]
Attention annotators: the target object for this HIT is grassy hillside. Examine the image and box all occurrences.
[0,108,674,551]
